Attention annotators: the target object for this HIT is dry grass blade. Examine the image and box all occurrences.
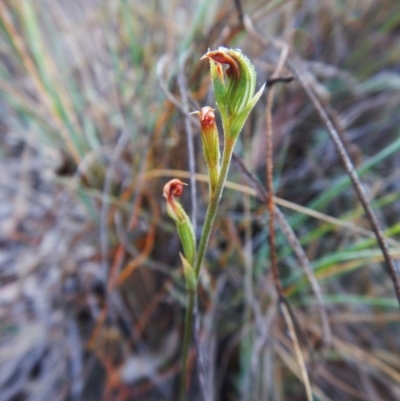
[281,300,313,401]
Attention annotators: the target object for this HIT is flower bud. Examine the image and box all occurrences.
[202,47,265,139]
[163,179,196,264]
[191,106,220,193]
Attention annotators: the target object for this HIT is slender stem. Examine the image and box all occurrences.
[208,165,219,194]
[194,138,235,277]
[179,289,195,401]
[179,137,236,401]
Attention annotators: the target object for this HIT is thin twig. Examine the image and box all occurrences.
[178,54,198,235]
[267,75,294,86]
[288,56,400,306]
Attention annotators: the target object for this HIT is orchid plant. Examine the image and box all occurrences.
[163,47,265,399]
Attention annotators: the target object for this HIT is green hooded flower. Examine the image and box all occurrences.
[201,47,265,139]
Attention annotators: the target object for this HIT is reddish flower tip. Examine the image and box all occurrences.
[198,106,215,130]
[163,179,187,201]
[201,48,240,79]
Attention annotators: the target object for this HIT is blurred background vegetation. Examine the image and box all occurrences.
[1,0,400,400]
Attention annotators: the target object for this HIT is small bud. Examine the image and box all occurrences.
[202,47,265,139]
[163,179,187,223]
[179,253,197,291]
[163,179,196,264]
[191,106,220,193]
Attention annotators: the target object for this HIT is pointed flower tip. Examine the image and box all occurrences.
[200,47,213,60]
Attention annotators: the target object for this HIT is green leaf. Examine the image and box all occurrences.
[229,83,266,138]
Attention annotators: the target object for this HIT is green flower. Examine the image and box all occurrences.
[202,47,265,139]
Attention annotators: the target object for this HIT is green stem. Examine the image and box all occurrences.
[208,164,219,194]
[179,289,195,400]
[179,138,235,401]
[194,138,235,277]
